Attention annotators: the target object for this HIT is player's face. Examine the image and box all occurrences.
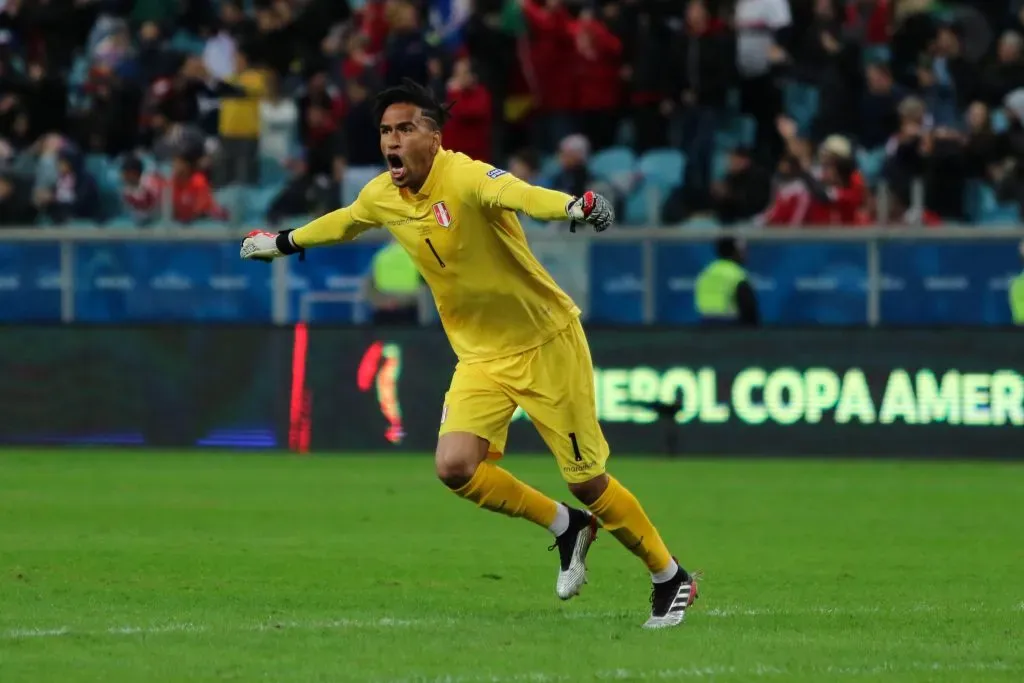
[380,103,440,190]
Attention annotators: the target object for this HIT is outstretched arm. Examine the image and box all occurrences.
[240,186,379,261]
[470,163,614,230]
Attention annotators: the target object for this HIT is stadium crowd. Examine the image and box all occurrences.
[1,0,1024,228]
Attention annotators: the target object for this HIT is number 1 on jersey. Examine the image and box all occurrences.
[425,238,446,268]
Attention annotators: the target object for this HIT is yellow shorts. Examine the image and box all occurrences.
[438,317,610,483]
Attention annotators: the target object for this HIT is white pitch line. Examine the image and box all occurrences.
[2,603,1019,641]
[1,617,437,640]
[385,661,1017,683]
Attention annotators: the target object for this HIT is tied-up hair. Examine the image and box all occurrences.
[373,78,454,130]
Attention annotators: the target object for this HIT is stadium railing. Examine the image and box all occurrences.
[0,225,1021,325]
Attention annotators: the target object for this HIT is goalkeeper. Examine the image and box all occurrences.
[241,80,698,629]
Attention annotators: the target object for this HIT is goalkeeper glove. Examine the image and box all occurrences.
[240,229,305,262]
[566,191,614,233]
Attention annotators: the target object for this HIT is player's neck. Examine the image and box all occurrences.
[406,155,440,196]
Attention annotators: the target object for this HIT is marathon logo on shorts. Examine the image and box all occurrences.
[432,201,452,228]
[486,168,507,179]
[440,404,449,424]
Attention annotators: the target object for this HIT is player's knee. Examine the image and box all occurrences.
[435,433,489,490]
[568,474,609,506]
[435,454,479,490]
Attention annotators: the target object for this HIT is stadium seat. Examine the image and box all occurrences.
[539,154,561,180]
[169,30,205,55]
[259,157,289,187]
[588,146,635,182]
[215,186,244,220]
[862,45,891,65]
[622,181,653,225]
[243,185,283,223]
[784,81,820,132]
[105,216,138,229]
[714,115,757,151]
[635,149,685,225]
[682,215,721,230]
[856,147,887,186]
[991,109,1009,134]
[637,148,684,187]
[978,185,1020,225]
[711,151,730,182]
[190,219,232,229]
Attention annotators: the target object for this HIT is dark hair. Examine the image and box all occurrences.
[373,78,452,129]
[122,156,144,175]
[715,236,739,259]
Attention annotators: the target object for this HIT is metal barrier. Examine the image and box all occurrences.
[0,225,1021,325]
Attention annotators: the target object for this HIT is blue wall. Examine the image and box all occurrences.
[0,239,1019,324]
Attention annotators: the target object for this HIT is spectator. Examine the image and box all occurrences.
[982,31,1024,108]
[443,56,493,162]
[859,62,904,150]
[804,0,861,143]
[260,73,299,166]
[709,147,772,225]
[0,172,37,226]
[21,59,68,142]
[522,0,575,152]
[734,0,791,167]
[169,153,228,224]
[37,149,101,224]
[545,133,592,198]
[136,22,173,86]
[203,1,247,81]
[215,44,267,186]
[930,23,978,110]
[1010,240,1024,325]
[761,151,814,226]
[339,75,382,205]
[664,0,735,203]
[384,0,435,88]
[120,155,163,225]
[916,55,957,129]
[883,95,931,188]
[618,0,674,152]
[267,153,339,226]
[77,66,141,156]
[694,236,759,326]
[961,101,999,180]
[803,134,866,225]
[570,7,623,151]
[461,0,517,159]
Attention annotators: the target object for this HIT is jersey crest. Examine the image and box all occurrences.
[486,168,507,179]
[432,201,452,228]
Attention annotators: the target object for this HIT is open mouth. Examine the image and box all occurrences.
[386,155,406,181]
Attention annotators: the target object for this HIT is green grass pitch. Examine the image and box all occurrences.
[0,450,1021,682]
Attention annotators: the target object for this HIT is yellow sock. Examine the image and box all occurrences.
[588,476,673,574]
[454,461,559,530]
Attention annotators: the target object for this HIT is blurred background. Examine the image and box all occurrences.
[0,0,1021,453]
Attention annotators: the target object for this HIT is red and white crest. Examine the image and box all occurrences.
[432,201,452,228]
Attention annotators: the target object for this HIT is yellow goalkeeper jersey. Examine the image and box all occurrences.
[291,148,581,363]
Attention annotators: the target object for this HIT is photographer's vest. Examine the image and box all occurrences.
[372,242,421,296]
[695,259,747,321]
[1011,270,1024,325]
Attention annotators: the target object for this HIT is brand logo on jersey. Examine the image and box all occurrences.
[486,168,507,179]
[432,201,452,228]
